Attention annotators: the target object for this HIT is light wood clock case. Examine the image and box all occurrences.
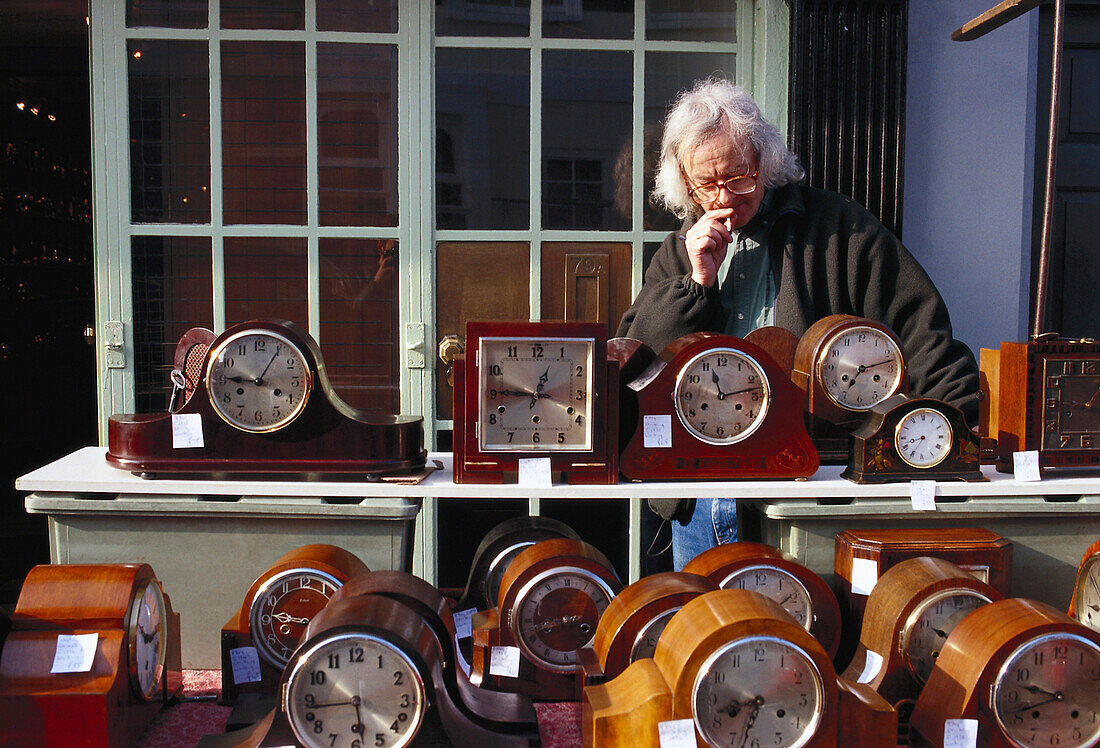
[1068,538,1100,632]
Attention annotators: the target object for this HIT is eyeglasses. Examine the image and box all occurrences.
[683,168,758,202]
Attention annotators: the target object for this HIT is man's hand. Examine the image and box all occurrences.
[684,207,735,287]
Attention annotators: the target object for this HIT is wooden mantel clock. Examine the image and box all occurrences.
[106,319,426,477]
[681,541,843,660]
[909,598,1100,748]
[0,563,182,748]
[619,332,819,480]
[470,537,623,701]
[220,544,370,706]
[1068,538,1100,631]
[582,589,898,748]
[453,320,619,484]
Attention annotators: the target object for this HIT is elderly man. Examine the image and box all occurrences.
[617,77,979,569]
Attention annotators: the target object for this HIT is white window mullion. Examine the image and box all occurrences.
[529,0,543,323]
[305,27,321,340]
[209,0,226,333]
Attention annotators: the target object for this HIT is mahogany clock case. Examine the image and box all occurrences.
[106,319,426,477]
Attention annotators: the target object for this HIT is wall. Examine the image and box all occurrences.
[903,0,1038,353]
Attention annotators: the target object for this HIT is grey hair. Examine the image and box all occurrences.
[653,77,805,219]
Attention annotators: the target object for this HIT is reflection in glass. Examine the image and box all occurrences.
[131,236,213,412]
[542,50,632,230]
[221,42,306,225]
[318,0,397,33]
[128,0,207,29]
[129,40,211,224]
[319,239,399,414]
[221,0,304,30]
[646,0,736,42]
[436,49,530,230]
[436,0,530,37]
[224,237,308,324]
[544,0,632,39]
[318,44,398,227]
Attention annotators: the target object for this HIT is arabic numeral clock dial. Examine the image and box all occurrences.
[128,577,168,700]
[479,337,594,451]
[818,324,905,411]
[674,347,770,445]
[511,566,616,672]
[207,328,312,432]
[895,406,954,468]
[991,633,1100,748]
[1043,358,1100,451]
[724,566,812,628]
[284,631,426,748]
[901,588,992,684]
[692,635,824,748]
[249,568,343,669]
[1070,542,1100,631]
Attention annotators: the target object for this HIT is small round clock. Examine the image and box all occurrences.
[894,406,954,469]
[248,566,344,668]
[206,326,313,433]
[1068,539,1100,631]
[127,577,168,701]
[673,347,770,445]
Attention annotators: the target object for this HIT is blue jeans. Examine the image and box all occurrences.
[671,497,738,570]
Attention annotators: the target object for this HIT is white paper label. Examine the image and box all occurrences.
[943,718,978,748]
[857,650,884,684]
[489,645,521,678]
[910,480,938,511]
[643,414,673,448]
[850,557,879,596]
[172,412,204,448]
[518,458,553,488]
[454,633,472,677]
[51,633,98,673]
[230,646,263,684]
[1013,451,1042,482]
[453,608,476,640]
[658,718,697,748]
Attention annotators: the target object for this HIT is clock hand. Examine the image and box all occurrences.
[711,370,728,400]
[272,612,310,625]
[931,626,949,639]
[844,359,895,390]
[254,347,281,385]
[351,694,365,737]
[497,388,535,398]
[1086,384,1100,411]
[1011,692,1063,715]
[737,696,764,748]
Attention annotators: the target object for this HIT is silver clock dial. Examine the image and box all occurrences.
[674,347,770,445]
[894,407,953,468]
[817,325,904,411]
[1073,556,1100,632]
[128,579,167,701]
[721,566,813,630]
[900,588,991,683]
[207,329,311,432]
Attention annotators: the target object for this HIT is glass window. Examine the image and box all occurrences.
[127,0,208,29]
[646,0,737,42]
[221,0,304,30]
[436,0,530,38]
[224,237,308,324]
[318,0,398,32]
[544,0,633,39]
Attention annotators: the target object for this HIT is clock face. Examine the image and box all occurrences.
[484,541,537,610]
[816,325,905,411]
[477,337,595,451]
[127,579,167,701]
[1072,555,1100,631]
[207,329,312,432]
[894,406,954,468]
[691,635,824,748]
[991,632,1100,748]
[248,567,344,668]
[509,566,616,672]
[673,347,770,445]
[900,588,992,683]
[1042,358,1100,451]
[720,565,813,630]
[284,632,426,748]
[629,607,679,662]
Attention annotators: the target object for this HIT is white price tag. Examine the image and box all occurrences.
[518,458,553,488]
[857,650,884,684]
[489,645,521,678]
[454,633,472,677]
[943,718,978,748]
[453,608,476,640]
[643,415,673,448]
[910,480,938,511]
[172,412,204,448]
[658,718,697,748]
[229,646,263,684]
[51,633,98,673]
[850,557,879,596]
[1013,451,1042,482]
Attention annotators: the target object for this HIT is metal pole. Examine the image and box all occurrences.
[1033,0,1065,339]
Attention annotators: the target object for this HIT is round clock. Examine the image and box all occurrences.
[673,346,770,445]
[206,326,313,433]
[248,566,344,669]
[1069,539,1100,631]
[692,635,825,748]
[127,577,168,701]
[899,586,992,684]
[894,405,954,468]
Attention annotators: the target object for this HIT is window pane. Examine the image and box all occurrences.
[131,236,213,412]
[320,238,399,414]
[318,0,398,33]
[318,44,398,227]
[128,0,207,29]
[646,0,736,42]
[436,48,530,230]
[221,0,304,30]
[542,50,632,230]
[221,41,306,225]
[224,237,308,324]
[436,0,530,37]
[544,0,633,39]
[129,40,211,224]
